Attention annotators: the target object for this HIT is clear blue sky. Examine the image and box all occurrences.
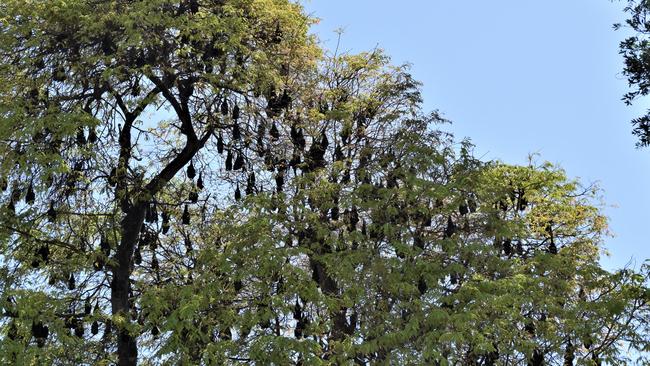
[302,0,650,271]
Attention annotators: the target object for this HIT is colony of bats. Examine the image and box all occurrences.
[0,109,557,345]
[0,7,565,356]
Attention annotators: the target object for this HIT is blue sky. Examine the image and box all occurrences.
[302,0,650,270]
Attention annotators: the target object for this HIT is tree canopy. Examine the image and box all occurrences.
[0,1,649,365]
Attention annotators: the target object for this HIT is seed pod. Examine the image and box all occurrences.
[0,177,7,191]
[187,161,196,179]
[182,205,190,225]
[151,255,159,270]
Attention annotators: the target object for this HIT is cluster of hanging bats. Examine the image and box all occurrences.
[0,101,562,347]
[3,73,561,352]
[4,293,103,347]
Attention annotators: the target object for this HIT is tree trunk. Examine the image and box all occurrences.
[528,349,544,366]
[563,340,575,366]
[111,203,146,366]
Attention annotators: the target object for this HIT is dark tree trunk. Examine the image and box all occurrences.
[484,345,499,366]
[528,349,544,366]
[563,340,575,366]
[111,202,146,366]
[310,259,352,339]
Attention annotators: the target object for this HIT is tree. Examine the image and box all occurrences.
[1,1,649,365]
[171,51,649,365]
[0,0,317,364]
[617,0,650,146]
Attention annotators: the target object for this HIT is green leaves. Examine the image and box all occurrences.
[0,1,647,364]
[618,0,650,146]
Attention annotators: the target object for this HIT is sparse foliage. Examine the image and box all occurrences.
[618,0,650,146]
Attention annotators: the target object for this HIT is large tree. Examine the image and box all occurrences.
[0,0,318,364]
[0,1,649,365]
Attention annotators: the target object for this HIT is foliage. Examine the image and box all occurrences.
[617,0,650,146]
[0,1,648,365]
